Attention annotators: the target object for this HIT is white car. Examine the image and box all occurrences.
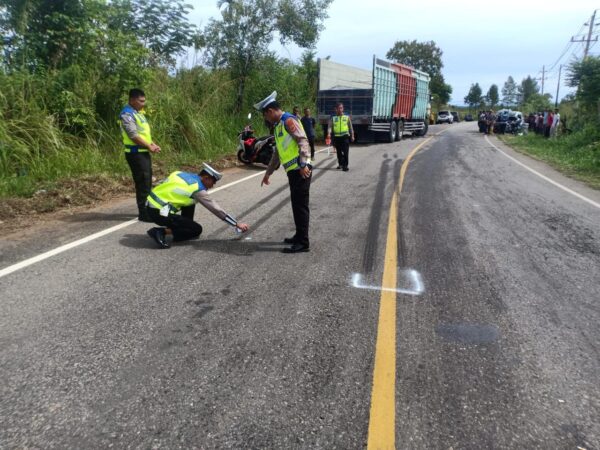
[436,110,454,124]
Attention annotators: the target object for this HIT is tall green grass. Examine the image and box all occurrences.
[502,124,600,188]
[0,57,317,200]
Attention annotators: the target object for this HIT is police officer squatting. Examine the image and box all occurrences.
[255,91,312,254]
[145,163,249,249]
[119,88,161,223]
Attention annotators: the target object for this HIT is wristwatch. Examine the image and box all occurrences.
[299,161,312,169]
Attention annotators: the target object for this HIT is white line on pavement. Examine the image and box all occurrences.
[0,146,335,279]
[485,135,600,210]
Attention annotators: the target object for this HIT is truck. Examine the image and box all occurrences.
[316,56,431,143]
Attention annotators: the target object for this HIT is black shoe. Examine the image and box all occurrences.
[283,236,298,244]
[343,167,349,171]
[337,165,342,170]
[147,227,170,249]
[282,243,310,253]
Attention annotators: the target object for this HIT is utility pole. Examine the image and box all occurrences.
[571,10,598,58]
[541,65,545,95]
[555,65,562,108]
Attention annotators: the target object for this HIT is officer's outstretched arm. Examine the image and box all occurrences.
[193,190,248,232]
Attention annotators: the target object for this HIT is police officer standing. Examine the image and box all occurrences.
[146,163,249,249]
[119,88,160,222]
[255,92,312,254]
[327,102,354,171]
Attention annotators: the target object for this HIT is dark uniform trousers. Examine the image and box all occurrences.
[333,135,350,168]
[125,152,153,218]
[307,136,316,159]
[287,169,311,247]
[146,204,203,242]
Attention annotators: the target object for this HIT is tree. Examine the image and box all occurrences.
[464,83,483,110]
[430,73,452,106]
[567,56,600,117]
[518,75,539,105]
[386,40,443,78]
[119,0,199,66]
[486,84,499,108]
[386,39,451,107]
[520,92,552,116]
[501,76,518,107]
[202,0,333,111]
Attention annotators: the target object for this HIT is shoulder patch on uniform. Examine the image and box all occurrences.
[176,172,201,186]
[285,117,297,133]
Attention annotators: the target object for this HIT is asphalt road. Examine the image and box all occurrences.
[1,123,599,449]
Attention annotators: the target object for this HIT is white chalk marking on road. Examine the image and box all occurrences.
[350,270,424,296]
[485,135,600,210]
[0,146,337,280]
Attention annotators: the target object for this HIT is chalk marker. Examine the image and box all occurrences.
[351,270,424,296]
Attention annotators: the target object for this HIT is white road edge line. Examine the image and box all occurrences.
[485,135,600,210]
[0,146,335,279]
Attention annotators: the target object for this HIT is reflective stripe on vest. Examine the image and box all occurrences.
[332,114,350,136]
[120,106,152,153]
[274,112,305,172]
[146,171,204,211]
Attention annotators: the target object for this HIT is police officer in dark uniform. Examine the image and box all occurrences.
[255,92,312,254]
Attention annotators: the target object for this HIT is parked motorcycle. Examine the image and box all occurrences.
[236,113,276,167]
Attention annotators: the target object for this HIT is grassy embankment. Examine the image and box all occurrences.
[499,125,600,190]
[0,67,314,220]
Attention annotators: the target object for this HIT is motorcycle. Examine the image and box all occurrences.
[236,113,276,167]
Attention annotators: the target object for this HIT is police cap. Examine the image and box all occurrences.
[253,91,277,111]
[201,162,222,181]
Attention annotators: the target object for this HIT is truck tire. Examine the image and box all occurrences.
[416,122,428,137]
[395,120,404,141]
[388,120,397,143]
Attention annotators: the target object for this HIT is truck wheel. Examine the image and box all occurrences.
[395,121,404,141]
[417,122,428,137]
[388,121,397,143]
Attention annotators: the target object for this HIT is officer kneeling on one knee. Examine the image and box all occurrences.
[146,163,249,248]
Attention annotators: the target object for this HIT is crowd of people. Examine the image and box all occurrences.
[477,107,563,137]
[526,109,562,138]
[477,110,497,134]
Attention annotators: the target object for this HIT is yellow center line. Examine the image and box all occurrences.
[367,136,434,449]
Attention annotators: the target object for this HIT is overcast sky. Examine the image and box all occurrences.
[185,0,599,105]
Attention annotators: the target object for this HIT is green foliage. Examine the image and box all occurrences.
[486,84,499,108]
[518,75,539,105]
[501,76,518,106]
[520,92,552,115]
[504,124,600,188]
[386,39,451,107]
[386,40,443,77]
[567,56,600,120]
[464,83,483,109]
[202,0,333,111]
[0,0,326,200]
